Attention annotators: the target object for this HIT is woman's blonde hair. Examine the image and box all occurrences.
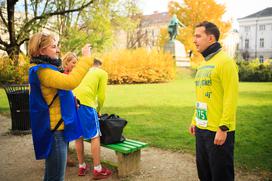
[61,52,78,69]
[28,32,56,58]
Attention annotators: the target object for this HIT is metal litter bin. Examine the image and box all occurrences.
[3,84,30,131]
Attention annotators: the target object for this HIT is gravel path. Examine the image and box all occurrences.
[0,115,269,181]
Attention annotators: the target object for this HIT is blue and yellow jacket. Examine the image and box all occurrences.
[29,56,92,159]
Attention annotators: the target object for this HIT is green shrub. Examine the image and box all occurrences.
[237,59,272,82]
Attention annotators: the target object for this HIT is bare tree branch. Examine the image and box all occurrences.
[0,8,8,28]
[18,37,29,46]
[16,0,94,45]
[34,0,38,17]
[11,0,19,5]
[0,45,6,51]
[75,0,86,26]
[41,0,50,15]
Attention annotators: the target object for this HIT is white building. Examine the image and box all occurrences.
[222,30,240,58]
[113,12,171,50]
[238,7,272,60]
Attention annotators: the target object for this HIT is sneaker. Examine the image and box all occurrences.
[78,164,90,176]
[93,167,112,180]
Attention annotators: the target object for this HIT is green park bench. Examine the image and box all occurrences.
[86,139,148,177]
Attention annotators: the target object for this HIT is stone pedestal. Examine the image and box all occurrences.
[164,40,190,67]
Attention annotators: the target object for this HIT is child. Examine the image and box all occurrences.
[62,52,79,167]
[62,52,78,74]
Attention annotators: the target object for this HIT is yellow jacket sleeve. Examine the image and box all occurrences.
[219,60,239,128]
[38,56,93,90]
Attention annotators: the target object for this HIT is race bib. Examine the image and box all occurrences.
[195,102,208,127]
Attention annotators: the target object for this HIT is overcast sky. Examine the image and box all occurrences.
[139,0,272,29]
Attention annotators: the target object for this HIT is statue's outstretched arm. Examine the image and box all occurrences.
[178,21,185,28]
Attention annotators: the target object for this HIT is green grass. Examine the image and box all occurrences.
[102,75,272,172]
[0,74,271,172]
[0,88,10,116]
[235,82,272,171]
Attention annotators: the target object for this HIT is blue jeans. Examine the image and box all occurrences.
[44,131,67,181]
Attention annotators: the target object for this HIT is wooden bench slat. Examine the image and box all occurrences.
[102,144,131,153]
[125,139,148,147]
[102,143,136,154]
[85,139,132,153]
[122,141,142,147]
[102,140,147,154]
[123,141,146,149]
[114,143,138,150]
[86,138,148,154]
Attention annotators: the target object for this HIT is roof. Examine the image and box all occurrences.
[239,7,272,19]
[140,12,171,27]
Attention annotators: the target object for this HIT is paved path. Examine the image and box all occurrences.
[0,115,266,181]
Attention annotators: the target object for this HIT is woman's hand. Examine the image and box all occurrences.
[189,124,196,136]
[82,44,91,56]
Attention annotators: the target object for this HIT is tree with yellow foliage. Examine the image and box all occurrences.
[161,0,231,65]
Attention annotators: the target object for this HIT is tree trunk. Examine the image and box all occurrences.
[7,0,19,65]
[7,45,20,66]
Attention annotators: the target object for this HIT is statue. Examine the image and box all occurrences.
[168,14,185,41]
[164,14,190,67]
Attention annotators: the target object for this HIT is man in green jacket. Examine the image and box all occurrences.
[189,21,239,181]
[73,58,112,180]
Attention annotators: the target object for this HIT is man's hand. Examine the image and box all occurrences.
[189,125,196,136]
[214,129,227,145]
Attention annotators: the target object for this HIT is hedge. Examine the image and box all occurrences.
[101,48,176,84]
[237,59,272,82]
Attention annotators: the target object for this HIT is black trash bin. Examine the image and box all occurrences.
[3,84,30,131]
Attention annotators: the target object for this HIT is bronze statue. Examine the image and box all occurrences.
[168,14,185,41]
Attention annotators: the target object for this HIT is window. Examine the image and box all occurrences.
[245,26,250,32]
[259,25,265,31]
[245,39,249,49]
[260,38,264,48]
[259,55,264,63]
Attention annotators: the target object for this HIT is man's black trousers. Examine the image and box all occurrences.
[195,127,235,181]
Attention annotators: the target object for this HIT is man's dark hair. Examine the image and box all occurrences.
[93,58,102,66]
[195,21,220,41]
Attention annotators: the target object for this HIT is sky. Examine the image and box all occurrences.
[139,0,272,30]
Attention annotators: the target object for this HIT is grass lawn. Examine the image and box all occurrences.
[0,88,10,117]
[0,72,271,172]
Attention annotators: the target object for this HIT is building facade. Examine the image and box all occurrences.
[238,7,272,60]
[113,12,171,50]
[139,12,170,49]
